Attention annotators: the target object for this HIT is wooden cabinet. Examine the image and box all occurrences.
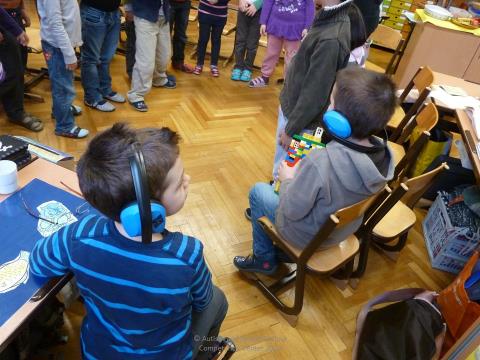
[464,45,480,84]
[394,22,480,88]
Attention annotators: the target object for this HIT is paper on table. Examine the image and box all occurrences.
[430,85,480,110]
[465,106,480,139]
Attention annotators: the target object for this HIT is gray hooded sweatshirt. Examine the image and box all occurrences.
[275,139,394,249]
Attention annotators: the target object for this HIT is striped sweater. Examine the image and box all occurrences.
[29,215,213,359]
[198,0,230,24]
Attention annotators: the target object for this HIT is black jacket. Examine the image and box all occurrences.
[354,0,382,37]
[280,0,352,137]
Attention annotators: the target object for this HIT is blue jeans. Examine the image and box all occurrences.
[250,182,280,262]
[80,4,121,104]
[41,41,75,133]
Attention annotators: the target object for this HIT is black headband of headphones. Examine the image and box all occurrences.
[129,143,153,244]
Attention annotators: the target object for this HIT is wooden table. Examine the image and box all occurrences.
[433,72,480,106]
[0,158,81,353]
[456,110,480,183]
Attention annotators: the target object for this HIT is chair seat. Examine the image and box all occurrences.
[388,105,405,129]
[388,141,406,167]
[372,201,417,240]
[281,234,360,273]
[365,61,385,73]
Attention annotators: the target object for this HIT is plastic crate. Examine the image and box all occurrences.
[422,194,480,274]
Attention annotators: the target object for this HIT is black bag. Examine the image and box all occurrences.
[353,288,446,360]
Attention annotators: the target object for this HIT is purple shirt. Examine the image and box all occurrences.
[0,6,22,37]
[260,0,314,40]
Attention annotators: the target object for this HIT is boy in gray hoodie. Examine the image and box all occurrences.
[234,67,397,274]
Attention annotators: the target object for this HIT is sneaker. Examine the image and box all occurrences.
[231,68,242,81]
[55,126,89,139]
[244,208,251,221]
[172,62,195,73]
[129,100,148,112]
[248,76,269,88]
[193,65,203,75]
[240,69,252,82]
[210,65,219,77]
[233,254,277,275]
[104,92,126,103]
[84,99,115,112]
[153,74,176,89]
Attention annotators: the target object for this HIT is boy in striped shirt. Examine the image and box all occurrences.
[29,123,229,359]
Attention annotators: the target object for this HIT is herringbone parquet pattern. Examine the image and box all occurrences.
[1,2,454,359]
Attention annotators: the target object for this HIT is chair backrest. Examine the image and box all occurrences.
[399,66,434,103]
[393,102,439,144]
[402,162,449,208]
[370,24,403,51]
[392,130,431,183]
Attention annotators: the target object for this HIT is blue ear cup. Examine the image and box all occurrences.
[120,201,166,238]
[323,110,352,139]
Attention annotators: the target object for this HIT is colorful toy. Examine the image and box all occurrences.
[274,127,325,193]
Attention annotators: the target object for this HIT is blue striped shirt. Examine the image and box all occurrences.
[29,215,213,359]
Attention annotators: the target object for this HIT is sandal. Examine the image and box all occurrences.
[9,113,44,132]
[248,76,269,88]
[129,100,148,112]
[240,69,252,82]
[210,65,220,77]
[231,68,242,81]
[193,65,203,75]
[55,126,89,139]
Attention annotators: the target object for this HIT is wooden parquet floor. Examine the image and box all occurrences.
[2,3,454,359]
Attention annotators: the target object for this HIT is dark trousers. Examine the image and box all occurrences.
[5,7,27,69]
[234,11,261,71]
[125,20,136,77]
[170,0,191,65]
[191,286,228,359]
[197,21,225,67]
[0,29,25,121]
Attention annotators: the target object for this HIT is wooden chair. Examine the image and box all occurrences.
[242,194,380,327]
[392,130,431,184]
[365,24,404,75]
[372,163,449,261]
[388,66,434,133]
[388,102,439,169]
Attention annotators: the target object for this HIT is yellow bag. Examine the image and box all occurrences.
[410,127,452,177]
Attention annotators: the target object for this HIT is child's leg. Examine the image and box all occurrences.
[244,11,261,71]
[152,15,171,86]
[272,106,289,178]
[128,16,159,103]
[282,39,301,78]
[249,182,280,261]
[210,23,224,67]
[260,34,283,78]
[125,20,136,78]
[41,41,76,133]
[170,0,191,67]
[233,12,249,70]
[191,286,228,359]
[196,22,211,66]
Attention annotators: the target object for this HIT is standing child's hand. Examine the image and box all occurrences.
[239,0,247,12]
[66,62,77,71]
[245,3,258,16]
[278,130,292,151]
[21,9,31,28]
[278,161,298,182]
[301,29,308,40]
[16,31,29,46]
[260,24,267,36]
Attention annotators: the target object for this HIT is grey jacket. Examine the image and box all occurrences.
[280,0,352,137]
[275,139,394,249]
[37,0,82,65]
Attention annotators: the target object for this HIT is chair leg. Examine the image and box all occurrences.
[352,235,372,279]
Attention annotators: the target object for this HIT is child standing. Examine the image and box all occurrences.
[37,0,89,138]
[30,123,230,359]
[248,0,315,88]
[193,0,230,77]
[231,0,263,82]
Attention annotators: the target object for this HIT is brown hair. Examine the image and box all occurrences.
[77,123,180,221]
[334,67,397,138]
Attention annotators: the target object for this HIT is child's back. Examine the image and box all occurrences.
[31,215,212,359]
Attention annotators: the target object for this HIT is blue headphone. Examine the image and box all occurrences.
[322,110,387,153]
[120,143,166,243]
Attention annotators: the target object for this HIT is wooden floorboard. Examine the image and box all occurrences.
[2,3,454,358]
